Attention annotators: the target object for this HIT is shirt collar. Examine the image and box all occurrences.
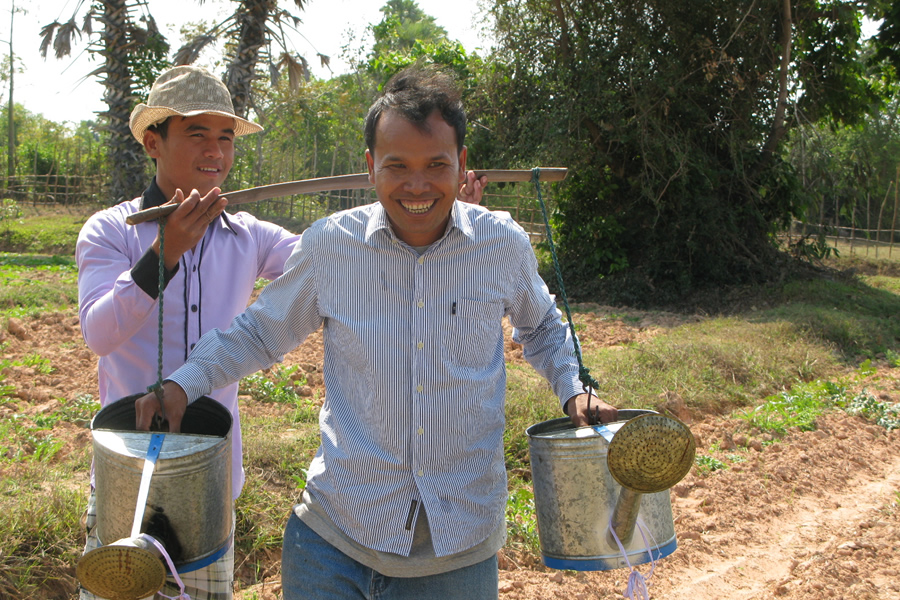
[139,177,237,235]
[364,200,476,246]
[139,178,168,210]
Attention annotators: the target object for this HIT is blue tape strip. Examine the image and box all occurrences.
[168,532,234,574]
[542,537,678,572]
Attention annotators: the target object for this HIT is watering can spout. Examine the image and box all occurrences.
[609,488,643,544]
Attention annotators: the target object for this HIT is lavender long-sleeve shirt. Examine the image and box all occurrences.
[76,179,301,497]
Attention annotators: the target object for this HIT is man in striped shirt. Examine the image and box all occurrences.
[137,66,617,599]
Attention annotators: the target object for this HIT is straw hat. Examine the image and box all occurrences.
[129,65,263,143]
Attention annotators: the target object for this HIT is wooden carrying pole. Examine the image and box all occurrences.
[125,168,568,226]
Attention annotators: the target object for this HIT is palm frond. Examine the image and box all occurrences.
[145,15,161,38]
[129,24,148,47]
[54,19,82,59]
[279,53,309,92]
[174,34,218,65]
[39,22,59,58]
[268,60,281,87]
[81,11,94,36]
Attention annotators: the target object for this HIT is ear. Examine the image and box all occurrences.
[365,149,376,185]
[458,146,468,183]
[143,129,162,159]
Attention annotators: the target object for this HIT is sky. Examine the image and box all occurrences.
[1,0,491,125]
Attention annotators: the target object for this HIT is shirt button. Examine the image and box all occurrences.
[416,342,424,350]
[417,300,424,308]
[417,469,424,477]
[416,384,423,393]
[417,256,425,264]
[192,265,197,272]
[417,427,424,436]
[191,304,198,312]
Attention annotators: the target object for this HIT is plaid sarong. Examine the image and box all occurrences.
[78,489,235,600]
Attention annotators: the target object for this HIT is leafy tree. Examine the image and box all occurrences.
[371,0,449,56]
[365,0,478,97]
[788,61,900,243]
[475,0,882,305]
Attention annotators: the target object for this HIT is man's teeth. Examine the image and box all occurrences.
[199,167,218,172]
[402,200,435,214]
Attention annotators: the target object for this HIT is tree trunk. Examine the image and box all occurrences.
[98,0,146,202]
[226,0,276,119]
[7,0,15,181]
[762,0,792,158]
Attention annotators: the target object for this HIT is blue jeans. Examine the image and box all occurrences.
[281,511,499,600]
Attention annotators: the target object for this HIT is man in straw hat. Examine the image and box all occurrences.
[75,64,486,599]
[133,65,615,599]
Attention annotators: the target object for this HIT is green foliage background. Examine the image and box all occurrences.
[6,0,900,305]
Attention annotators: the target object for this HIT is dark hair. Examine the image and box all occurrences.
[147,118,171,140]
[364,66,466,155]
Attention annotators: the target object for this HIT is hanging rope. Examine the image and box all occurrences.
[148,218,166,428]
[531,168,600,394]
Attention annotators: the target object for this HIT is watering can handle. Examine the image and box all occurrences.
[131,433,165,539]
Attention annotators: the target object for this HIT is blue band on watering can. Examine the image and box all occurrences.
[541,537,678,572]
[592,425,615,442]
[166,530,234,574]
[147,433,165,462]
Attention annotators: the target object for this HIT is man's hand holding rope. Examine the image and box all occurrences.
[151,187,228,270]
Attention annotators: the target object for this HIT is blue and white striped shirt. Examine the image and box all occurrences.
[170,200,583,557]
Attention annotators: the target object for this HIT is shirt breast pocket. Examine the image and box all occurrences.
[442,299,505,369]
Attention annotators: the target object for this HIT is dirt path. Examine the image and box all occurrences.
[2,308,899,599]
[664,432,900,600]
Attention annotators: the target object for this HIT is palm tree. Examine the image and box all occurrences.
[40,0,327,199]
[174,0,330,120]
[40,0,168,202]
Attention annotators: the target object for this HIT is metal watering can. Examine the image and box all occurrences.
[76,394,233,600]
[526,409,694,571]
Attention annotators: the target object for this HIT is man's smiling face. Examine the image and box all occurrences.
[145,113,235,200]
[366,109,466,247]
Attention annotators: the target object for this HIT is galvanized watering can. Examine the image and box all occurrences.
[526,409,694,571]
[76,394,233,600]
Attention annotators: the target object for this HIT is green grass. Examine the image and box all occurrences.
[0,458,89,599]
[575,317,837,414]
[235,408,318,585]
[0,253,78,317]
[0,209,89,255]
[767,277,900,358]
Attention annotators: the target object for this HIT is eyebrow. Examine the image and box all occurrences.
[381,152,453,162]
[183,121,235,136]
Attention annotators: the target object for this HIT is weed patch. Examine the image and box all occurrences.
[844,390,900,431]
[738,379,845,435]
[505,487,540,554]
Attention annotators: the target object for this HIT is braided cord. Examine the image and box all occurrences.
[151,219,165,401]
[531,168,599,392]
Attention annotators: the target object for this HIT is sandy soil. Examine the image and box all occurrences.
[2,304,899,600]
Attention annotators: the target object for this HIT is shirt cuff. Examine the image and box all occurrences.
[168,363,212,405]
[132,247,179,299]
